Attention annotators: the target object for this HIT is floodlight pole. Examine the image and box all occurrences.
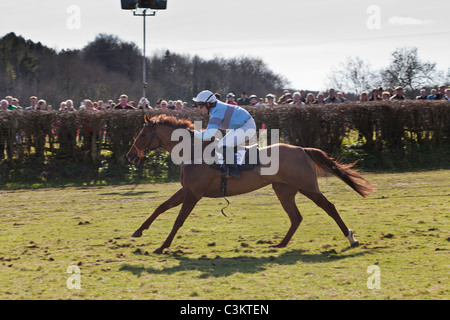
[133,8,156,99]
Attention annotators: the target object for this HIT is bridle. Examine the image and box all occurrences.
[132,121,162,160]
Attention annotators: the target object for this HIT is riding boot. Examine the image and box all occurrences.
[228,152,240,179]
[220,163,229,177]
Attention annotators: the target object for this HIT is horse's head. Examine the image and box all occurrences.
[126,114,162,165]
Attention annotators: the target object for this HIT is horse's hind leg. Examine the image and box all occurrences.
[132,187,184,238]
[271,183,303,248]
[302,191,359,247]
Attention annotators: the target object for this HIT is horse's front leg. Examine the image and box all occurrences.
[132,187,185,238]
[154,189,200,254]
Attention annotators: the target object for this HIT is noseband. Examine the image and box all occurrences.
[132,121,161,160]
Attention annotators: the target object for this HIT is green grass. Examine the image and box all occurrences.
[0,170,448,299]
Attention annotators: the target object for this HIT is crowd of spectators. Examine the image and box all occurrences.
[213,85,450,108]
[1,84,449,114]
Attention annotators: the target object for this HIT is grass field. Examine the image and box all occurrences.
[0,170,448,300]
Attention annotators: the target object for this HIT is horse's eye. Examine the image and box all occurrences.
[141,133,146,137]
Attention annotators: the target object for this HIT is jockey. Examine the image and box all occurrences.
[193,90,256,178]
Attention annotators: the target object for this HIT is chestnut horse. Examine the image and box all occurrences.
[126,114,375,254]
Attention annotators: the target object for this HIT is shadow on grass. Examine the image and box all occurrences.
[119,249,367,278]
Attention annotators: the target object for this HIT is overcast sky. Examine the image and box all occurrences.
[1,0,449,91]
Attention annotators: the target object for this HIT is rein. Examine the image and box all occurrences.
[132,122,161,160]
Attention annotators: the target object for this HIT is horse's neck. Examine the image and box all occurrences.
[156,126,176,153]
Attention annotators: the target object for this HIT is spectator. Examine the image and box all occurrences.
[214,93,222,101]
[416,89,428,100]
[160,100,168,109]
[226,93,238,105]
[0,99,12,159]
[5,96,13,106]
[281,92,293,104]
[0,99,8,111]
[7,99,17,110]
[299,90,307,103]
[138,97,151,110]
[314,93,325,105]
[290,92,305,105]
[381,91,391,101]
[255,98,265,107]
[59,101,67,110]
[444,88,450,100]
[249,95,258,106]
[155,98,162,109]
[278,91,292,104]
[84,99,97,111]
[434,84,447,100]
[167,100,175,110]
[26,96,38,110]
[114,94,134,110]
[107,99,114,109]
[266,94,278,106]
[359,92,368,102]
[11,98,22,110]
[97,100,105,110]
[175,100,185,111]
[337,92,347,103]
[427,89,436,100]
[305,93,316,105]
[386,87,394,96]
[66,100,75,111]
[324,88,340,103]
[37,99,47,110]
[237,92,250,106]
[369,88,381,101]
[390,86,406,100]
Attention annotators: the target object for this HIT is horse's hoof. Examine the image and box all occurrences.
[132,230,142,238]
[351,240,360,247]
[269,243,286,248]
[153,247,164,254]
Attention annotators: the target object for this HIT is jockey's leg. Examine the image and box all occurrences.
[216,119,257,178]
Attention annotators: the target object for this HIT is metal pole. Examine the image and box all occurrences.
[142,9,147,98]
[133,8,155,99]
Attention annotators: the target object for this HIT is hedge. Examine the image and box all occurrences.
[0,101,449,185]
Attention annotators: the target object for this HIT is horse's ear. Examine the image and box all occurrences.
[144,114,151,125]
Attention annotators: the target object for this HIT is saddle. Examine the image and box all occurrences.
[209,144,260,198]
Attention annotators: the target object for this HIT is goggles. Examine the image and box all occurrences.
[196,102,206,109]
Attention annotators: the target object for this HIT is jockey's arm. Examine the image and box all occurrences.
[193,128,218,141]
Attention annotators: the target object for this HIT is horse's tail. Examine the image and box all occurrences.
[303,148,375,198]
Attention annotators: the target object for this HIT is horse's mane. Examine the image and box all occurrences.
[150,114,194,130]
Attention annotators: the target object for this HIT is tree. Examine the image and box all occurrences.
[328,56,378,95]
[81,34,141,80]
[381,47,440,95]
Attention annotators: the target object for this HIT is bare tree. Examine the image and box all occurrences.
[381,47,441,95]
[328,56,378,95]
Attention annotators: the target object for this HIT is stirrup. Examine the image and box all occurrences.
[228,165,240,178]
[220,164,229,177]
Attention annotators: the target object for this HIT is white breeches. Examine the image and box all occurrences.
[216,118,257,165]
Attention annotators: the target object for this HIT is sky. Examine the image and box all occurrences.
[1,0,449,91]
